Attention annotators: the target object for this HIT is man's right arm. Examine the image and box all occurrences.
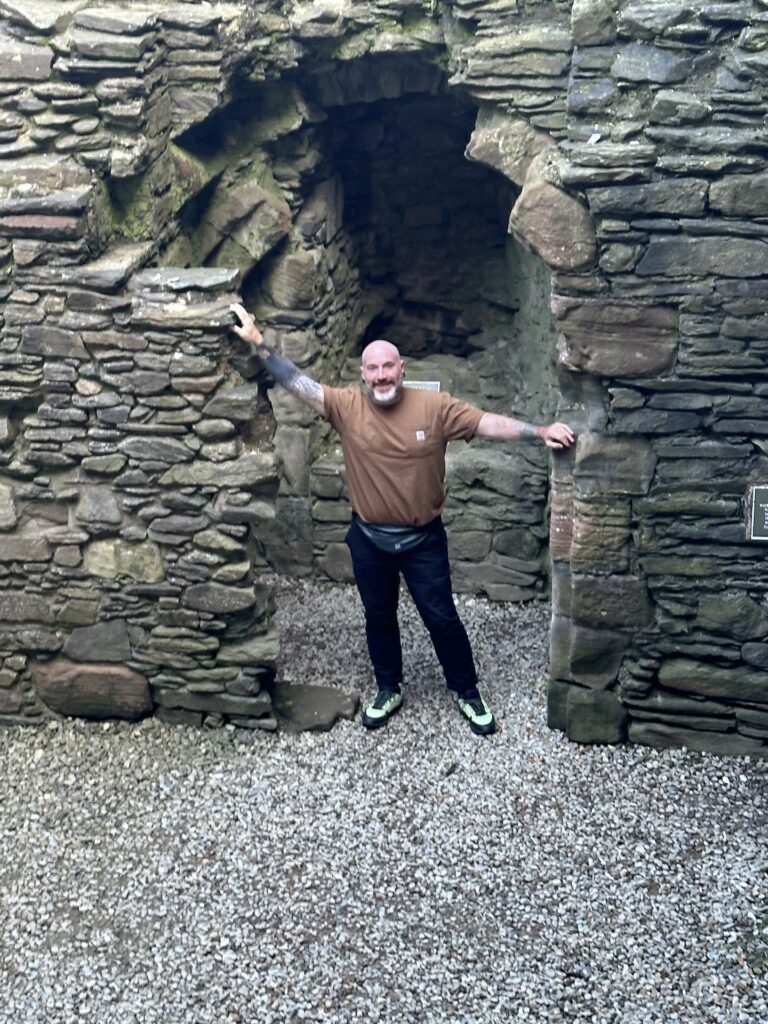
[229,303,325,417]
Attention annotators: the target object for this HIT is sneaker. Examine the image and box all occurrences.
[456,691,496,736]
[361,688,403,729]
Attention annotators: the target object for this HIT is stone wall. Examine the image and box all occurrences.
[1,0,768,755]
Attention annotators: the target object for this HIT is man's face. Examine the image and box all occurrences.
[361,341,404,406]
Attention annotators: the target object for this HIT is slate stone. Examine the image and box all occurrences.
[0,38,53,80]
[34,660,152,721]
[0,590,55,623]
[182,583,257,614]
[63,619,132,662]
[0,0,88,33]
[73,8,159,34]
[649,88,711,125]
[567,78,617,115]
[697,593,767,642]
[21,325,89,358]
[710,172,768,217]
[588,179,707,216]
[742,643,768,670]
[198,177,292,269]
[202,385,260,421]
[118,436,193,463]
[130,267,240,292]
[75,486,122,526]
[159,452,278,490]
[611,43,692,84]
[659,658,768,703]
[152,687,272,718]
[628,721,765,756]
[271,680,359,732]
[0,538,50,562]
[571,0,616,45]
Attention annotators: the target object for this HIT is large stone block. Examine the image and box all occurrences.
[569,624,630,689]
[553,297,678,377]
[571,497,630,575]
[465,108,552,187]
[263,250,320,309]
[509,152,596,272]
[574,433,657,496]
[571,573,653,630]
[34,660,152,720]
[566,687,628,745]
[549,480,573,561]
[549,613,572,680]
[200,176,291,269]
[296,176,344,243]
[547,678,570,731]
[636,236,768,278]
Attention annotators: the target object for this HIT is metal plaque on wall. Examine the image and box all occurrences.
[748,485,768,541]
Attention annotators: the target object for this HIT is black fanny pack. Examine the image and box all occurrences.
[353,514,435,554]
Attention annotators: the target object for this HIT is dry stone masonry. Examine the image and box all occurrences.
[0,0,767,755]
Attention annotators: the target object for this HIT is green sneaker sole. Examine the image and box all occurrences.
[457,699,496,736]
[361,694,403,729]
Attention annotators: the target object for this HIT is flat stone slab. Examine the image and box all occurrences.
[271,680,359,733]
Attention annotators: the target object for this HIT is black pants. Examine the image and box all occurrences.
[345,517,479,696]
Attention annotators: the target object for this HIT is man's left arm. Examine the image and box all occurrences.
[475,412,575,450]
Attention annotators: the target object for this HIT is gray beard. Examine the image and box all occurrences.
[367,381,404,406]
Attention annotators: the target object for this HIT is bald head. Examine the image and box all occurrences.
[361,339,402,367]
[361,339,405,406]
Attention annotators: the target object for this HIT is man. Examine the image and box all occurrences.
[230,303,574,736]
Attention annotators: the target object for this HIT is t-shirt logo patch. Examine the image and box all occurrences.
[415,430,426,442]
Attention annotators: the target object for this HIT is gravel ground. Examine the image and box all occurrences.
[1,578,767,1024]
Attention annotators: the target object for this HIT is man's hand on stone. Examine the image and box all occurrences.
[229,303,263,347]
[540,422,575,449]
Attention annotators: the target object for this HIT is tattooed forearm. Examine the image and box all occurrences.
[256,344,324,410]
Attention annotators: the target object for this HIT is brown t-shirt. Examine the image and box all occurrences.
[322,385,483,526]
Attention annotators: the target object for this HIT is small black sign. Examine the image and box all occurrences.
[749,485,768,541]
